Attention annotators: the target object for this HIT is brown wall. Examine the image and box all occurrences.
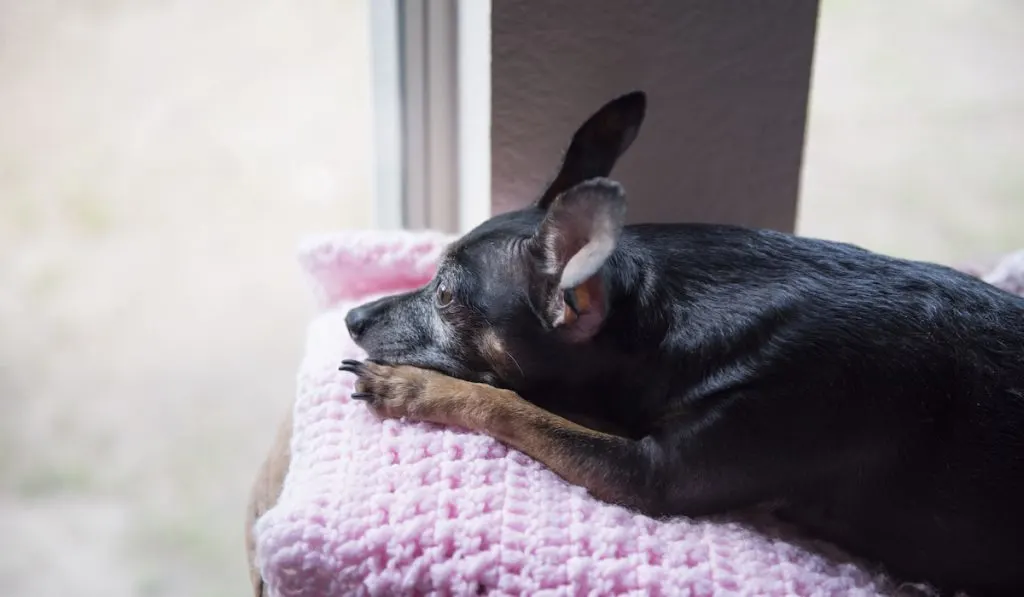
[491,1,819,232]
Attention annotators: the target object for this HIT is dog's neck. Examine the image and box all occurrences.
[547,250,679,428]
[600,248,675,350]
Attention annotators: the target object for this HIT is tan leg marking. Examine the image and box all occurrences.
[352,362,643,507]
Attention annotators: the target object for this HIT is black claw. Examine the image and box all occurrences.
[350,392,372,401]
[339,359,364,374]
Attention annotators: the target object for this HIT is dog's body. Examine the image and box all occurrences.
[342,92,1024,596]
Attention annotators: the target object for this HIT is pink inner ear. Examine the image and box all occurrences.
[538,179,625,289]
[558,275,607,343]
[559,233,617,290]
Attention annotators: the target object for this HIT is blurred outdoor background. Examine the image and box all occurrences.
[0,1,1021,596]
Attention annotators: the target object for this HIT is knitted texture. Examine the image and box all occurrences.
[254,230,1024,597]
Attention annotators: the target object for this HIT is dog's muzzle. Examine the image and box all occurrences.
[345,298,389,342]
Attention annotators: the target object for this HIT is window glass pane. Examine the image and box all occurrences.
[0,1,386,595]
[800,0,1024,264]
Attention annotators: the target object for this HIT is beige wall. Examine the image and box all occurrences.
[491,1,819,232]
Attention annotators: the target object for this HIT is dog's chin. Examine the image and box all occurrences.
[368,353,508,390]
[357,350,407,368]
[359,348,494,385]
[353,341,409,366]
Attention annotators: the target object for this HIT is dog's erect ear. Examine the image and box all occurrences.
[536,91,646,210]
[537,178,626,290]
[532,178,625,342]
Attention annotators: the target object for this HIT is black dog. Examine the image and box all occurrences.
[341,91,1024,596]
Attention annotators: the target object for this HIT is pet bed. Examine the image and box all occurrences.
[252,230,1024,596]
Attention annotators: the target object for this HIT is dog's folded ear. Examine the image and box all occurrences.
[536,91,646,210]
[536,178,626,290]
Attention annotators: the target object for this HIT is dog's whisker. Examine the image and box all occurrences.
[505,351,524,378]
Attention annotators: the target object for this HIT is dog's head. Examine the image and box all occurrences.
[346,91,646,391]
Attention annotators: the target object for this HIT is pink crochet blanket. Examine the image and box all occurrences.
[253,231,1024,597]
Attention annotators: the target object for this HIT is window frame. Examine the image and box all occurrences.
[369,0,491,234]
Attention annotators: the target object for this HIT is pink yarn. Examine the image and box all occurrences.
[255,230,1024,596]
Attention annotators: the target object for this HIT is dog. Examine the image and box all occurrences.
[340,91,1024,596]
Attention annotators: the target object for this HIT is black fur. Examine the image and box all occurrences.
[346,91,1024,596]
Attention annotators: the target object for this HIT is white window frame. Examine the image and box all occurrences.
[368,0,491,234]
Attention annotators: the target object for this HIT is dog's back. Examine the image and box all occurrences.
[622,223,1024,593]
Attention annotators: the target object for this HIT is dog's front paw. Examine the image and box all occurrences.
[338,359,438,420]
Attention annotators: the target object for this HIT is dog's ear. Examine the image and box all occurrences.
[536,91,646,210]
[537,178,626,289]
[532,178,625,341]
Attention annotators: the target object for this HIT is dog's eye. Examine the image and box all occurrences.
[435,283,454,308]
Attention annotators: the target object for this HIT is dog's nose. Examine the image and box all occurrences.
[346,295,398,342]
[345,305,372,341]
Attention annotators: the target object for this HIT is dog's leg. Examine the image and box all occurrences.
[341,360,664,512]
